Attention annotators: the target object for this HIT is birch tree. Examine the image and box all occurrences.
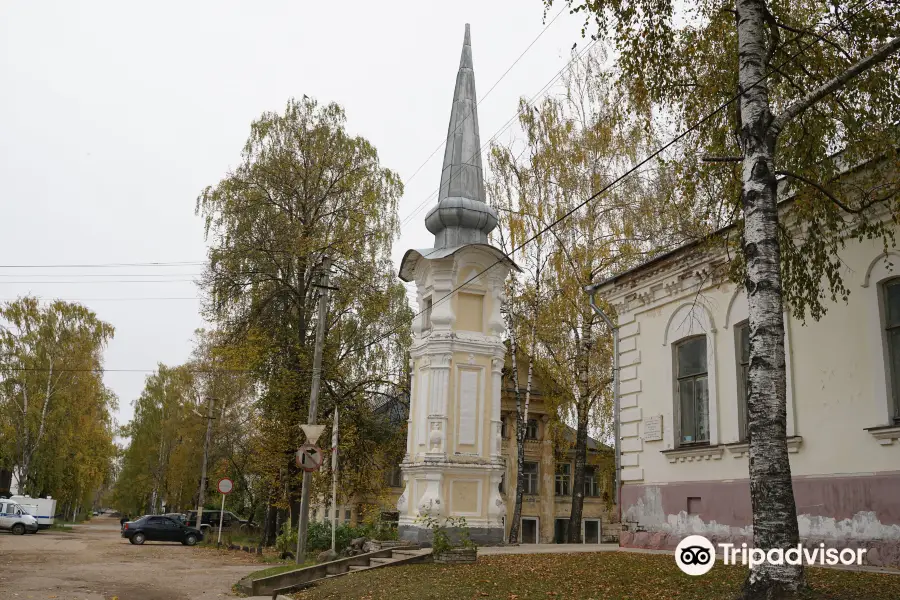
[543,0,900,596]
[489,143,550,544]
[196,96,411,532]
[490,49,682,543]
[0,297,116,505]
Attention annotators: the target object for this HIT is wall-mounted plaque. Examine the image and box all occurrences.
[643,415,663,441]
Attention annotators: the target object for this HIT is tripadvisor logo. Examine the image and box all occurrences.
[674,535,868,575]
[675,535,716,576]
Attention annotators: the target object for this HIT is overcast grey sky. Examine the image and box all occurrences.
[0,0,587,427]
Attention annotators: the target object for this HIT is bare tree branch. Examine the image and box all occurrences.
[770,36,900,135]
[776,170,893,214]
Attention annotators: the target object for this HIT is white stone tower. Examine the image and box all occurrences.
[396,24,517,544]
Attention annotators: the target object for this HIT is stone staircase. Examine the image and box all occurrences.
[238,546,431,597]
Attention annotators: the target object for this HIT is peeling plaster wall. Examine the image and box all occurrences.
[621,475,900,567]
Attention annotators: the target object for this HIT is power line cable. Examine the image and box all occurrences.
[0,11,574,276]
[400,6,568,192]
[0,261,204,268]
[400,38,599,229]
[342,0,882,359]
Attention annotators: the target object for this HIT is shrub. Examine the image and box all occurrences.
[416,514,476,555]
[275,522,297,556]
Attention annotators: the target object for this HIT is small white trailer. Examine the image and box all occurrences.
[10,495,56,529]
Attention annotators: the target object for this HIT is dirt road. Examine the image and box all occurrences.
[0,516,259,600]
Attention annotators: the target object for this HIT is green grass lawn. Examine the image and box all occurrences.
[291,552,900,600]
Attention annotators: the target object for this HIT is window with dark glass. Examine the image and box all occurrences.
[525,419,539,440]
[555,463,571,496]
[675,336,709,445]
[501,418,508,439]
[384,465,402,488]
[522,461,539,494]
[583,466,599,497]
[737,322,750,441]
[884,280,900,423]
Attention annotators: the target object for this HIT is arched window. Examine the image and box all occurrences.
[675,336,709,446]
[881,279,900,424]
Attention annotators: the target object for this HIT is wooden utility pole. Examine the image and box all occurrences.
[296,256,332,563]
[195,396,215,534]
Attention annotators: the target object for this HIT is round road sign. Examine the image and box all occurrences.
[296,444,324,472]
[217,478,234,495]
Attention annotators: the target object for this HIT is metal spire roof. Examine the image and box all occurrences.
[424,24,498,249]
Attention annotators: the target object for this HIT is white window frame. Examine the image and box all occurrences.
[521,461,539,495]
[582,518,602,544]
[863,254,900,425]
[724,289,797,440]
[664,302,719,447]
[520,516,539,544]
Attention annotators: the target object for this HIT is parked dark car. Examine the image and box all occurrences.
[121,515,203,546]
[162,512,187,524]
[184,510,246,531]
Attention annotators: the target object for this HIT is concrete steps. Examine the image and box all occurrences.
[259,546,432,596]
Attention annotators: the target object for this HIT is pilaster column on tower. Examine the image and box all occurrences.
[416,470,444,519]
[430,265,455,332]
[487,271,506,338]
[425,354,452,460]
[490,356,504,461]
[487,470,506,533]
[405,357,415,461]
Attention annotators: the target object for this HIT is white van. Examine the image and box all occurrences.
[10,495,56,529]
[0,499,39,535]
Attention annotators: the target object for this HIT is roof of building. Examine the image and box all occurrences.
[562,425,606,452]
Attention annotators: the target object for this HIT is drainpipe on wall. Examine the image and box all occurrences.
[585,285,621,524]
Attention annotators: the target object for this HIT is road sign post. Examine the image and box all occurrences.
[216,478,233,545]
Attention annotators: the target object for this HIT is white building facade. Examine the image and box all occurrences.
[594,198,900,567]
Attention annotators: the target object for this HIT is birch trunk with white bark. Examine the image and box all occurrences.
[567,318,591,543]
[737,1,802,595]
[507,322,525,544]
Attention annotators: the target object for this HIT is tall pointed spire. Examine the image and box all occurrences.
[425,23,498,249]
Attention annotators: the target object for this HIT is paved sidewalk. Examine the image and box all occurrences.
[479,543,619,555]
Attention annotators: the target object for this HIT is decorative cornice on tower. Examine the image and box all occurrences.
[424,23,498,249]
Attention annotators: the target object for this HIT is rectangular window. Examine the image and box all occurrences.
[584,520,600,544]
[501,418,508,439]
[885,281,900,423]
[384,466,402,488]
[555,463,571,496]
[499,472,505,495]
[583,466,599,497]
[344,509,351,523]
[676,336,709,445]
[687,497,702,515]
[525,418,539,440]
[737,322,750,441]
[522,461,539,495]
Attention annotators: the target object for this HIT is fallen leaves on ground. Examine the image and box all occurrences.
[292,553,900,600]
